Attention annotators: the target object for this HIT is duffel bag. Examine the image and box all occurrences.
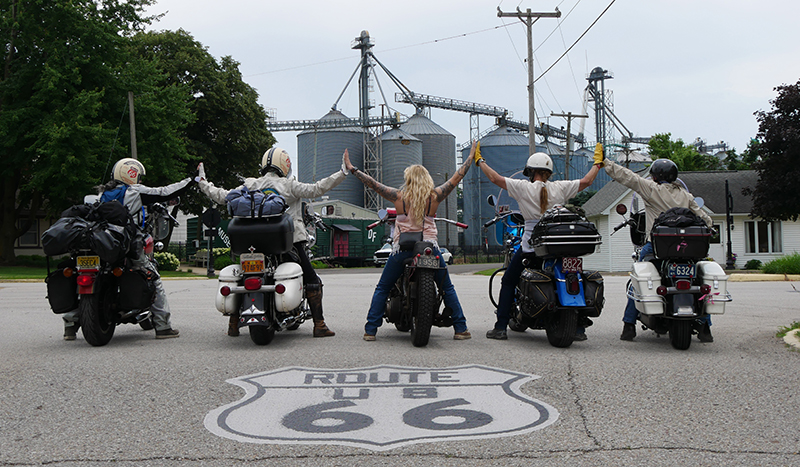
[89,223,131,264]
[518,268,555,318]
[41,217,91,256]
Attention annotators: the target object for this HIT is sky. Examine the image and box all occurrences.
[144,0,800,170]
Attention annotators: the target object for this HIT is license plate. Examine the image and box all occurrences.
[415,255,440,268]
[668,263,695,278]
[77,255,100,270]
[240,253,265,274]
[562,257,583,273]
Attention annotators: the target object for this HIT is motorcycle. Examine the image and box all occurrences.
[215,201,310,346]
[368,208,468,347]
[43,199,179,346]
[613,202,732,350]
[485,196,604,348]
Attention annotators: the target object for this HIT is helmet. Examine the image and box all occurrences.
[261,147,292,177]
[522,152,553,177]
[112,158,146,185]
[650,158,678,183]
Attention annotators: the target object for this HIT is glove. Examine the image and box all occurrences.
[341,152,348,175]
[473,141,484,166]
[593,143,605,167]
[196,162,206,182]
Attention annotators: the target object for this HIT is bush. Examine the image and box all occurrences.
[744,259,762,270]
[762,252,800,274]
[154,252,180,271]
[215,255,236,270]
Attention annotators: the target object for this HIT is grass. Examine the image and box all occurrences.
[475,267,500,276]
[762,252,800,274]
[776,321,800,339]
[0,265,203,281]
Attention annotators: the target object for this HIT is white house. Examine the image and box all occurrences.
[581,170,800,272]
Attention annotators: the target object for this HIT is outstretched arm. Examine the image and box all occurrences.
[578,164,601,191]
[344,149,400,202]
[434,148,474,202]
[478,160,507,190]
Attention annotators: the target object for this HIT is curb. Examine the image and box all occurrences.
[783,329,800,349]
[729,273,800,282]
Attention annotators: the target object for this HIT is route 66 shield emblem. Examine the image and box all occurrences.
[204,365,558,451]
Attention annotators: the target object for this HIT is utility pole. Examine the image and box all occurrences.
[497,6,561,157]
[128,91,138,159]
[551,111,587,179]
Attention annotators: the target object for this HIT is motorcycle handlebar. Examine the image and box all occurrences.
[366,220,382,230]
[454,222,468,229]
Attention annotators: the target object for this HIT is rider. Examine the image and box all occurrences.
[63,158,194,340]
[345,143,476,341]
[196,147,348,338]
[476,144,601,340]
[603,156,714,342]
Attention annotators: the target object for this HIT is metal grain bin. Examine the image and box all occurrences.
[375,127,422,209]
[401,113,457,246]
[297,109,366,207]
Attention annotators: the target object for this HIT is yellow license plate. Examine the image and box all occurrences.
[241,259,265,273]
[77,255,100,270]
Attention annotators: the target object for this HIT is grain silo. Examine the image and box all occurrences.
[401,113,457,246]
[375,127,422,209]
[297,109,366,207]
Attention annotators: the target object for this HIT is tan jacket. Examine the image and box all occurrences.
[605,160,712,241]
[199,170,346,244]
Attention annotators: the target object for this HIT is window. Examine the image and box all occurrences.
[744,221,782,253]
[16,220,39,247]
[710,224,721,244]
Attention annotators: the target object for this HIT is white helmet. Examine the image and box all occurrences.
[261,147,292,177]
[522,152,553,177]
[112,158,146,185]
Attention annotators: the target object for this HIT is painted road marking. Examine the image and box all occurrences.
[204,364,558,451]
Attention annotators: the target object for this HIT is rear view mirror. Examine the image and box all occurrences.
[694,197,704,209]
[487,195,496,207]
[615,204,628,215]
[378,209,388,220]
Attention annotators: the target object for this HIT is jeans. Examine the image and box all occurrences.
[623,242,711,326]
[365,246,467,335]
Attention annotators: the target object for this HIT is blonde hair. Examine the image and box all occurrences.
[535,169,552,215]
[401,165,435,225]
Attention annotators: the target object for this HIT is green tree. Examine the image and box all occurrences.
[131,29,275,218]
[647,133,723,171]
[745,79,800,221]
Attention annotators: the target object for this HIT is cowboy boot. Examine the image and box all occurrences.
[228,312,240,337]
[307,287,334,337]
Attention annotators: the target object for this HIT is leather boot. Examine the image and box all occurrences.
[228,312,240,337]
[307,287,334,337]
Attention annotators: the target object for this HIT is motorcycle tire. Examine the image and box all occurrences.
[488,267,506,309]
[79,294,115,347]
[669,320,692,350]
[249,325,275,346]
[410,269,436,347]
[545,309,577,348]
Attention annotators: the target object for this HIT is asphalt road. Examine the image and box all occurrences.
[1,272,799,466]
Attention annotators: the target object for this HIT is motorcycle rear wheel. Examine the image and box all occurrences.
[249,325,276,345]
[410,269,436,347]
[669,320,692,350]
[545,309,577,348]
[79,294,115,347]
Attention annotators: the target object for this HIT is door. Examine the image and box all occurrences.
[333,229,349,257]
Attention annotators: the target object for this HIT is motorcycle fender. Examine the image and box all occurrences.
[671,293,696,317]
[215,264,242,315]
[274,262,303,312]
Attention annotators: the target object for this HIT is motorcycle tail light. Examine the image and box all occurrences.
[676,280,691,290]
[700,284,712,295]
[112,267,124,277]
[656,286,668,296]
[424,247,432,255]
[76,274,94,287]
[62,268,73,278]
[566,274,580,295]
[244,277,263,291]
[275,283,286,294]
[220,286,231,297]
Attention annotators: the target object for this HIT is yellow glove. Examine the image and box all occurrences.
[473,141,484,165]
[593,142,605,167]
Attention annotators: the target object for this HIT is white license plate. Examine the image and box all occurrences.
[77,255,100,270]
[562,257,583,273]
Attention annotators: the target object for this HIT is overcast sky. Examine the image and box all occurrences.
[145,0,800,166]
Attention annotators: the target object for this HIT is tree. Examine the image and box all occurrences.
[647,133,723,171]
[745,79,800,221]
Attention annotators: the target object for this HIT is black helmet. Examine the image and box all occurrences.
[650,158,678,183]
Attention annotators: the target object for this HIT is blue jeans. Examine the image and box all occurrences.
[623,242,710,326]
[495,249,586,334]
[365,247,467,335]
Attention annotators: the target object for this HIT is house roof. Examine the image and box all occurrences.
[583,169,758,216]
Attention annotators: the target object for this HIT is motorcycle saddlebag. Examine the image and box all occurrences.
[117,269,156,311]
[227,214,294,256]
[517,268,555,318]
[651,225,711,259]
[581,270,604,317]
[45,269,78,314]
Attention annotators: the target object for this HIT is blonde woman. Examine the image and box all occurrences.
[344,143,476,341]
